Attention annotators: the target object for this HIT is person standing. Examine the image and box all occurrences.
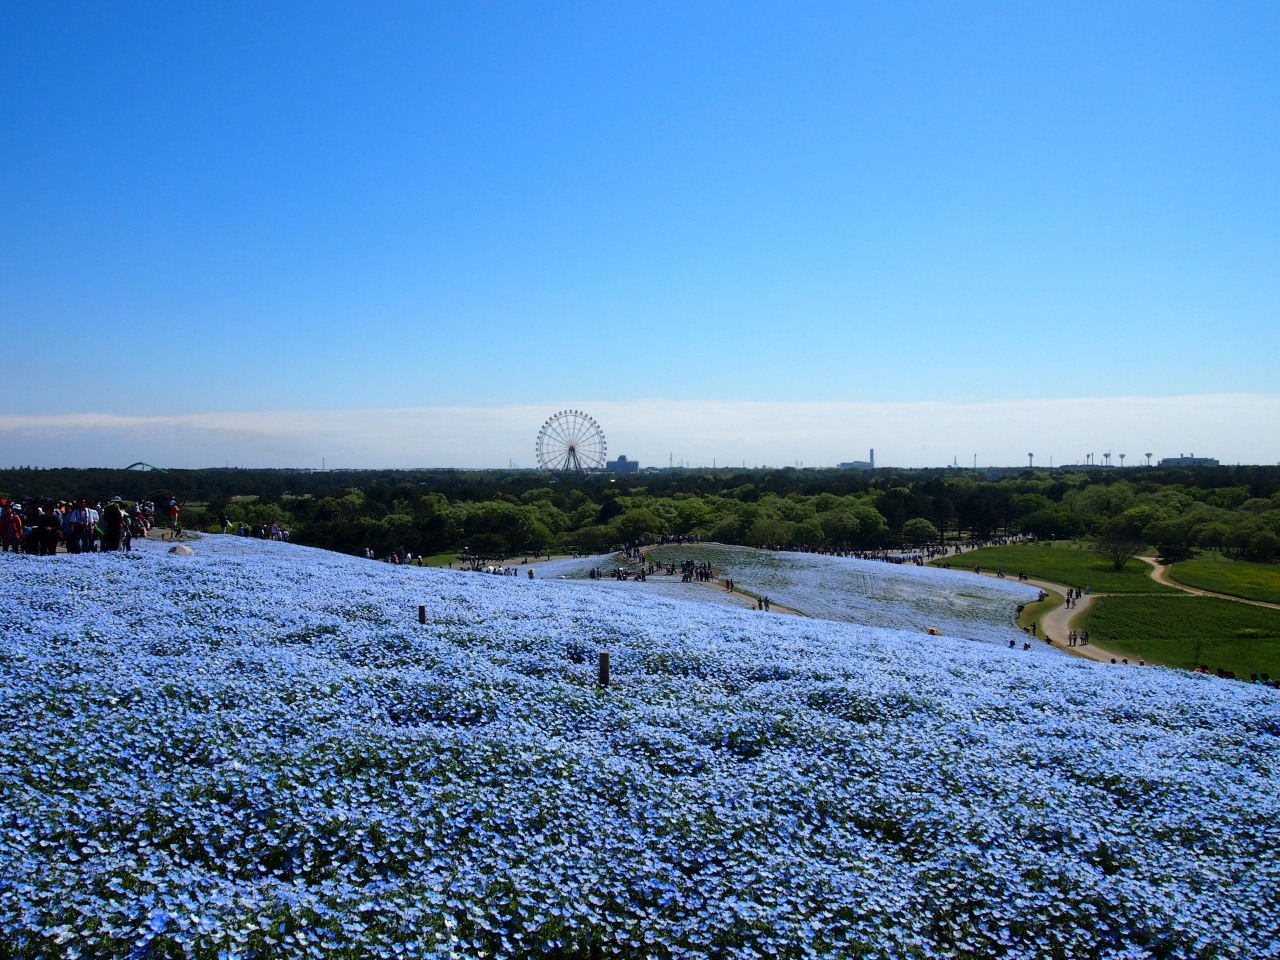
[102,498,126,551]
[37,503,61,555]
[0,503,22,553]
[65,499,94,553]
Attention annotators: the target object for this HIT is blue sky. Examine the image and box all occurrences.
[1,3,1278,464]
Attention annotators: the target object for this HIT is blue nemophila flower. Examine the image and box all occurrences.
[0,536,1277,957]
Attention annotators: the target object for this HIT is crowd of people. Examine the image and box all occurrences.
[481,564,535,578]
[587,563,647,581]
[0,496,177,554]
[671,558,713,583]
[231,519,290,542]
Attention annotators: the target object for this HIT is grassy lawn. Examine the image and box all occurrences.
[1165,553,1280,605]
[1017,588,1062,641]
[931,543,1176,593]
[418,553,463,567]
[1079,595,1280,677]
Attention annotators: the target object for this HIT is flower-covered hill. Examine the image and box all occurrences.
[1,537,1278,959]
[593,544,1041,643]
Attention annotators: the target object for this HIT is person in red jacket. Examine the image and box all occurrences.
[1,504,23,553]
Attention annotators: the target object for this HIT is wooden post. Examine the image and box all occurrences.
[418,605,426,624]
[597,651,610,688]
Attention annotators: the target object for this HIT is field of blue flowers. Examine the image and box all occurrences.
[610,544,1038,644]
[1,536,1278,959]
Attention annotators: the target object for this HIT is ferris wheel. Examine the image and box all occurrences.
[535,410,607,481]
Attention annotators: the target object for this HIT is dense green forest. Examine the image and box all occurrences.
[3,464,1279,562]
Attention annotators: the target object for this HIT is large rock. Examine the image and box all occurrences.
[168,545,195,556]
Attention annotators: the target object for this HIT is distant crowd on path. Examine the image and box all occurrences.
[360,548,545,576]
[482,564,536,579]
[801,535,1030,565]
[591,565,647,582]
[365,547,412,564]
[229,518,290,542]
[674,559,713,583]
[0,496,172,554]
[932,537,1036,570]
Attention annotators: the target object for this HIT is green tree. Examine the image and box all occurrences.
[902,517,940,545]
[1097,536,1145,572]
[705,516,745,543]
[793,519,826,547]
[1247,530,1279,563]
[1102,505,1162,540]
[819,505,887,549]
[1021,506,1084,539]
[570,525,614,553]
[614,508,663,543]
[746,518,795,548]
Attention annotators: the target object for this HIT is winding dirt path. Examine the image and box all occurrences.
[968,573,1116,663]
[1137,556,1280,610]
[1038,591,1114,663]
[952,552,1279,666]
[634,546,806,616]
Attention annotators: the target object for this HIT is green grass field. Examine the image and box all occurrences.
[1079,595,1280,677]
[1165,554,1280,605]
[931,543,1176,593]
[1016,588,1062,640]
[419,553,464,567]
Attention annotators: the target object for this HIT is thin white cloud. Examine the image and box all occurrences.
[0,394,1276,470]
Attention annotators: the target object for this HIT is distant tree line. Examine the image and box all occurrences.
[2,464,1278,562]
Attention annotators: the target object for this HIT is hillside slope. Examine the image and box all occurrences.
[1,537,1277,958]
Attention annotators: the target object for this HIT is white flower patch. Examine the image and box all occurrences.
[0,536,1277,959]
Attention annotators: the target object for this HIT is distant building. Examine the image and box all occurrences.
[606,454,640,474]
[1158,454,1219,467]
[839,449,875,470]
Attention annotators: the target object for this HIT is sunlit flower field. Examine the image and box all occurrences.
[1,536,1277,959]
[640,544,1038,645]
